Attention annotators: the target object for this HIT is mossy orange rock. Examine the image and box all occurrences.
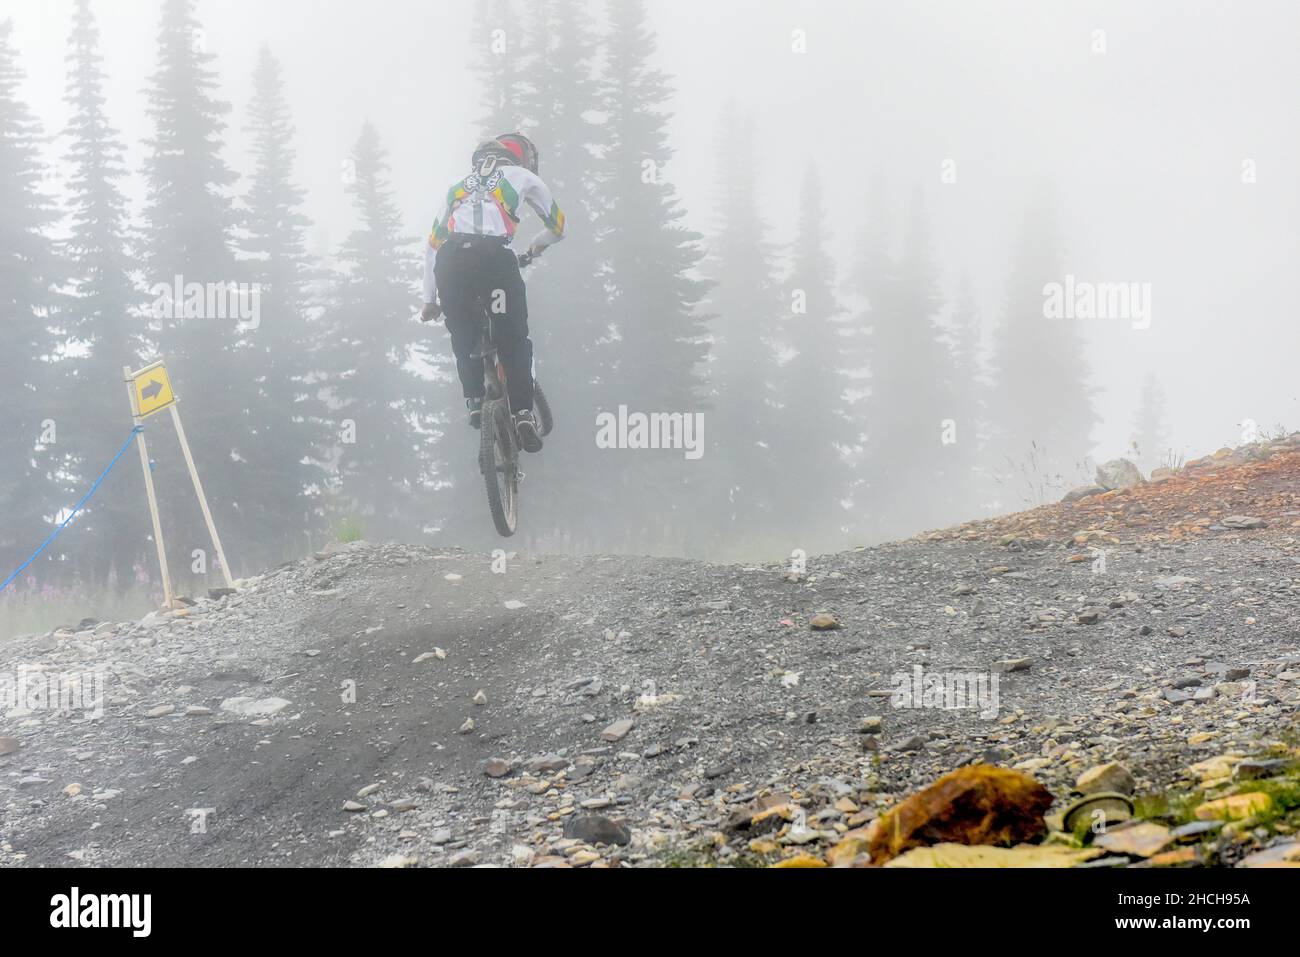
[867,765,1054,864]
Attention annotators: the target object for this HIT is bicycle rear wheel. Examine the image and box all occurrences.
[479,398,518,536]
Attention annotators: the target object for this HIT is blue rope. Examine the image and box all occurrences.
[0,425,144,595]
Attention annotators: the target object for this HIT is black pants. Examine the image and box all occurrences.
[434,237,534,414]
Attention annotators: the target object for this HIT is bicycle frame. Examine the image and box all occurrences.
[473,313,509,404]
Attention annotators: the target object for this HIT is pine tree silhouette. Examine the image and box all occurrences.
[700,103,781,555]
[776,164,851,551]
[140,0,244,588]
[59,0,147,592]
[0,18,64,587]
[598,0,710,555]
[319,123,432,541]
[238,45,330,565]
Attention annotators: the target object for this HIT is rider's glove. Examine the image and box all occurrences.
[420,300,442,323]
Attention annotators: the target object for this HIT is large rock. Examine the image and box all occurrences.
[219,696,290,718]
[1221,515,1266,530]
[1062,485,1106,504]
[482,758,512,778]
[1238,841,1300,868]
[883,843,1101,868]
[563,814,632,846]
[1194,792,1272,821]
[601,719,633,742]
[526,753,569,774]
[1095,458,1145,491]
[1075,761,1136,796]
[866,765,1053,864]
[1094,822,1173,858]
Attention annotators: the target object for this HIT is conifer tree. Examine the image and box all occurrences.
[986,198,1098,505]
[598,0,710,553]
[701,103,782,551]
[471,0,522,137]
[776,164,850,550]
[238,45,328,564]
[840,175,894,540]
[1131,372,1171,474]
[0,19,63,586]
[319,123,432,540]
[59,0,147,590]
[858,189,961,538]
[945,274,989,515]
[140,0,244,585]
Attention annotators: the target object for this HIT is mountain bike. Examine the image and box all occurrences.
[476,250,553,537]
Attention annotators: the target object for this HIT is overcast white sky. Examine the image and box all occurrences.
[7,0,1300,462]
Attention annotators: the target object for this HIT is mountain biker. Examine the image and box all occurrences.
[421,132,565,453]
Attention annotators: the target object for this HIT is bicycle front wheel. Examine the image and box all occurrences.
[534,380,554,437]
[479,398,519,537]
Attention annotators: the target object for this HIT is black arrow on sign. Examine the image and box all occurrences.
[142,380,163,401]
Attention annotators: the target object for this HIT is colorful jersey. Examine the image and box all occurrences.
[430,166,564,246]
[423,165,566,303]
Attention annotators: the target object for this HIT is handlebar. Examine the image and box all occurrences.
[517,249,540,269]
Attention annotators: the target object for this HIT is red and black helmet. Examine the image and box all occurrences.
[495,132,539,173]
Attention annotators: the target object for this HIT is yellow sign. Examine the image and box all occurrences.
[128,362,177,418]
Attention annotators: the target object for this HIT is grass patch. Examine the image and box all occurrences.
[1227,775,1300,828]
[1,585,156,642]
[1132,789,1202,826]
[655,838,770,868]
[334,515,363,544]
[1131,768,1300,845]
[657,843,721,868]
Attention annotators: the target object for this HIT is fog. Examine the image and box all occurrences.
[3,0,1299,627]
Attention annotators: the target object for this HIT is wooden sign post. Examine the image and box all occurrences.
[124,360,235,608]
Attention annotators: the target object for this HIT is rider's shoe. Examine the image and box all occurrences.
[467,397,484,430]
[514,409,543,453]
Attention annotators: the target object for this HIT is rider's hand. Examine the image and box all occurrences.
[420,300,442,323]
